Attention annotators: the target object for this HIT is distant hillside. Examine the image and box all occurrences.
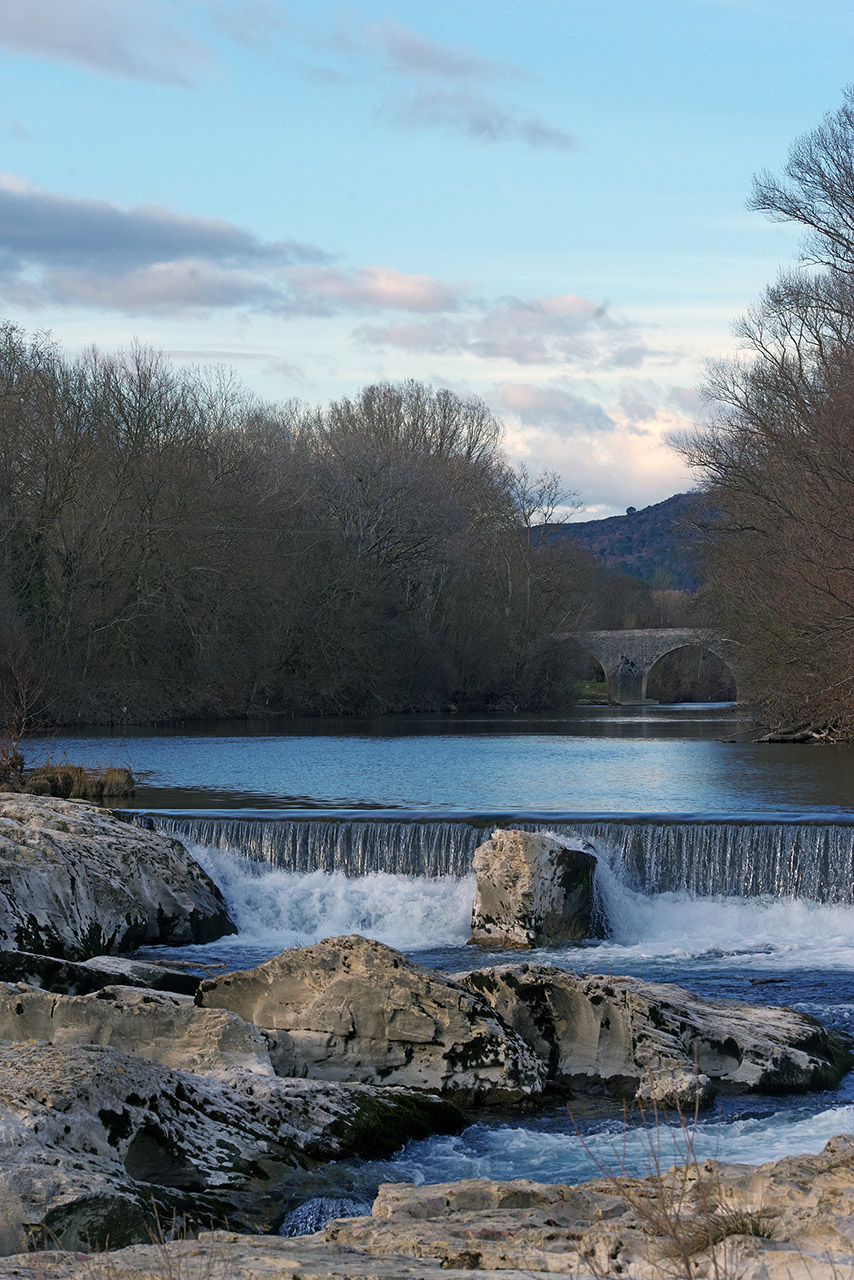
[544,492,703,590]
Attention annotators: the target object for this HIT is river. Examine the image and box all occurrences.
[28,703,854,1216]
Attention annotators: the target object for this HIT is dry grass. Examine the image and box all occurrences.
[570,1084,776,1280]
[26,1208,237,1280]
[658,1205,776,1260]
[0,737,25,789]
[24,762,135,801]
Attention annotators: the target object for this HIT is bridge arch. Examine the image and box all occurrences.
[556,628,743,705]
[645,642,737,704]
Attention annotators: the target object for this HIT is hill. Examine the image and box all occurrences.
[544,492,702,590]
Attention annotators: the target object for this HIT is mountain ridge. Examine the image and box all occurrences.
[545,492,701,591]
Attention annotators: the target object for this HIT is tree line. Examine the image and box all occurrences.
[678,87,854,740]
[0,327,663,727]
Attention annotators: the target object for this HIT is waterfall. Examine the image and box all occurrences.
[139,813,854,904]
[147,815,481,876]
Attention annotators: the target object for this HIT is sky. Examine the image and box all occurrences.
[0,1,851,517]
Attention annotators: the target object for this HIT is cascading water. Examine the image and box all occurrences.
[132,808,854,1192]
[185,843,476,955]
[141,812,854,903]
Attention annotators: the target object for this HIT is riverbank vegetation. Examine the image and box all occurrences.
[679,89,854,742]
[0,333,667,726]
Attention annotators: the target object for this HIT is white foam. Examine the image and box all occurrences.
[186,843,475,951]
[589,855,854,971]
[184,837,854,970]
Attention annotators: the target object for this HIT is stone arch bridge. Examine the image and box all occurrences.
[557,627,742,705]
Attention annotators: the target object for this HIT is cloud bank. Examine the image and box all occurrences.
[356,291,656,369]
[0,176,462,318]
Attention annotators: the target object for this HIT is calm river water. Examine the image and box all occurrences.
[29,703,854,1217]
[29,703,854,815]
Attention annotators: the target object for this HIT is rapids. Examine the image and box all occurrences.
[136,822,854,1195]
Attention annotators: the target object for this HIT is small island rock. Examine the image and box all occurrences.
[467,828,598,948]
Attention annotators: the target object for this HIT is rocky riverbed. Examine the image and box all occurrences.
[0,795,853,1276]
[4,1137,854,1279]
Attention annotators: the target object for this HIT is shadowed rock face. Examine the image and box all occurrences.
[197,934,547,1105]
[467,829,598,948]
[0,1036,465,1252]
[0,795,235,958]
[0,948,201,995]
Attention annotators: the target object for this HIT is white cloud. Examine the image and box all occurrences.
[288,265,461,313]
[356,291,655,368]
[496,382,617,434]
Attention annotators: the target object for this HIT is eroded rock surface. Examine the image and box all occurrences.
[468,829,597,948]
[460,964,853,1108]
[10,1137,854,1279]
[197,935,546,1104]
[0,982,276,1078]
[0,795,235,958]
[324,1138,854,1280]
[0,1040,464,1251]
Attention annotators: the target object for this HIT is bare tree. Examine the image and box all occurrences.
[677,242,854,737]
[750,85,854,274]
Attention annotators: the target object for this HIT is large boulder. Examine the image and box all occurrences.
[460,964,854,1108]
[197,935,546,1105]
[0,1039,464,1251]
[0,795,235,958]
[467,829,598,948]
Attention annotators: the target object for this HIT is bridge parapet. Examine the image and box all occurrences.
[556,627,740,704]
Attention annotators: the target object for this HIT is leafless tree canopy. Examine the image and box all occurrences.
[0,330,660,725]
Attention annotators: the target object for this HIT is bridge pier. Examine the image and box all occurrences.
[597,654,657,705]
[612,655,656,705]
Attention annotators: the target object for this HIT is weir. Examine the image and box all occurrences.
[140,812,854,904]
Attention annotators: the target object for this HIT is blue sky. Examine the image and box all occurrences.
[0,0,850,515]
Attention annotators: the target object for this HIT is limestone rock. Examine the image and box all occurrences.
[0,794,235,958]
[467,829,597,948]
[0,1039,464,1252]
[197,935,546,1104]
[460,964,853,1108]
[322,1142,854,1279]
[12,1137,854,1278]
[0,982,276,1078]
